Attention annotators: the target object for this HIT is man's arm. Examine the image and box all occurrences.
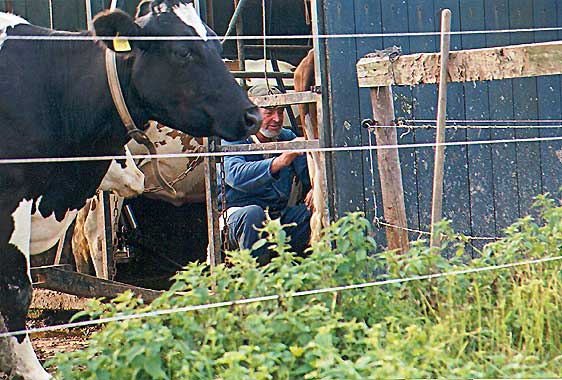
[224,155,276,192]
[270,151,303,174]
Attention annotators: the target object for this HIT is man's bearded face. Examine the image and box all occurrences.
[259,107,284,138]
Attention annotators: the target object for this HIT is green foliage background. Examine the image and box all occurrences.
[52,195,562,379]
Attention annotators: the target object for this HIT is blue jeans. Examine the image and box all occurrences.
[226,204,311,264]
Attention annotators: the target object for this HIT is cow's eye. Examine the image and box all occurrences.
[174,48,193,62]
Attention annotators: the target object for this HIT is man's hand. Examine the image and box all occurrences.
[270,138,306,174]
[304,188,315,212]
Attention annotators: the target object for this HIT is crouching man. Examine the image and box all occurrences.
[218,84,313,265]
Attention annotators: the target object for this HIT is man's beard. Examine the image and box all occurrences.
[260,126,282,138]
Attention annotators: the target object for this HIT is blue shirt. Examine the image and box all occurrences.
[218,129,310,211]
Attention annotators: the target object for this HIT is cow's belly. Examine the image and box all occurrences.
[29,208,77,255]
[9,198,77,266]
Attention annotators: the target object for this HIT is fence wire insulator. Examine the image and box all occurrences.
[373,216,386,229]
[361,118,377,130]
[399,126,413,139]
[310,85,322,94]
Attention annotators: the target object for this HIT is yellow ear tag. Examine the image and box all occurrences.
[113,34,131,52]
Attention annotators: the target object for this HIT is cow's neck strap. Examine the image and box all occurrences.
[104,49,176,196]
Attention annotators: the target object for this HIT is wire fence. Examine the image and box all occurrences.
[5,24,562,41]
[2,4,562,340]
[0,133,560,165]
[1,253,560,339]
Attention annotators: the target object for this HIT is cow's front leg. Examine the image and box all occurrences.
[0,204,51,379]
[0,244,46,380]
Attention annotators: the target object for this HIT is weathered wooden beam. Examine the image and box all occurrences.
[204,137,222,267]
[31,266,162,302]
[250,92,321,107]
[370,87,409,253]
[357,40,562,87]
[218,139,319,153]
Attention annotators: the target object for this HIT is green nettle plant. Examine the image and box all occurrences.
[51,195,562,379]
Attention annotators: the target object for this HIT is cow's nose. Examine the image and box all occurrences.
[244,107,262,134]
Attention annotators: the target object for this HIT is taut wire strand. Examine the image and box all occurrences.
[1,133,562,165]
[1,254,559,339]
[8,24,562,42]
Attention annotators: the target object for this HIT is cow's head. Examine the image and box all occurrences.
[93,0,261,141]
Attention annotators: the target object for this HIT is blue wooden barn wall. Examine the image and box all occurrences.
[1,0,137,29]
[321,0,562,249]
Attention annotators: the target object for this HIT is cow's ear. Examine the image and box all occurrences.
[205,26,222,55]
[93,9,145,52]
[135,0,152,18]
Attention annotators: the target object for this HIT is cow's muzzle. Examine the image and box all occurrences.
[244,106,262,135]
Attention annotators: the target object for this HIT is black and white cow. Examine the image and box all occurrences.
[0,0,260,378]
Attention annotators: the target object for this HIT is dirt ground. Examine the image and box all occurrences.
[28,313,93,359]
[27,290,98,373]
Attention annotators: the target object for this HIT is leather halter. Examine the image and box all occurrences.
[105,48,176,195]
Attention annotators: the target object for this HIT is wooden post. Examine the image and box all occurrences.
[204,137,222,268]
[4,0,14,13]
[369,86,409,253]
[430,9,451,248]
[311,0,332,226]
[206,0,214,29]
[100,191,113,280]
[234,0,246,87]
[84,0,93,30]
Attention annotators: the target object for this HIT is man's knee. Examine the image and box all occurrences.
[284,204,312,225]
[227,205,267,251]
[240,205,267,226]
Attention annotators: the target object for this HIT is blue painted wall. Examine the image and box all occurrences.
[1,0,138,30]
[320,0,562,249]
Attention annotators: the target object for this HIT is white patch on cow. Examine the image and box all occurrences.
[156,2,168,13]
[127,121,206,205]
[99,146,144,198]
[173,3,208,41]
[29,204,78,256]
[9,199,32,281]
[9,335,52,380]
[0,12,29,51]
[10,197,79,262]
[0,12,28,29]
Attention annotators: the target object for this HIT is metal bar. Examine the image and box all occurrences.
[222,0,249,44]
[430,9,452,249]
[231,71,294,79]
[244,44,313,51]
[270,51,299,131]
